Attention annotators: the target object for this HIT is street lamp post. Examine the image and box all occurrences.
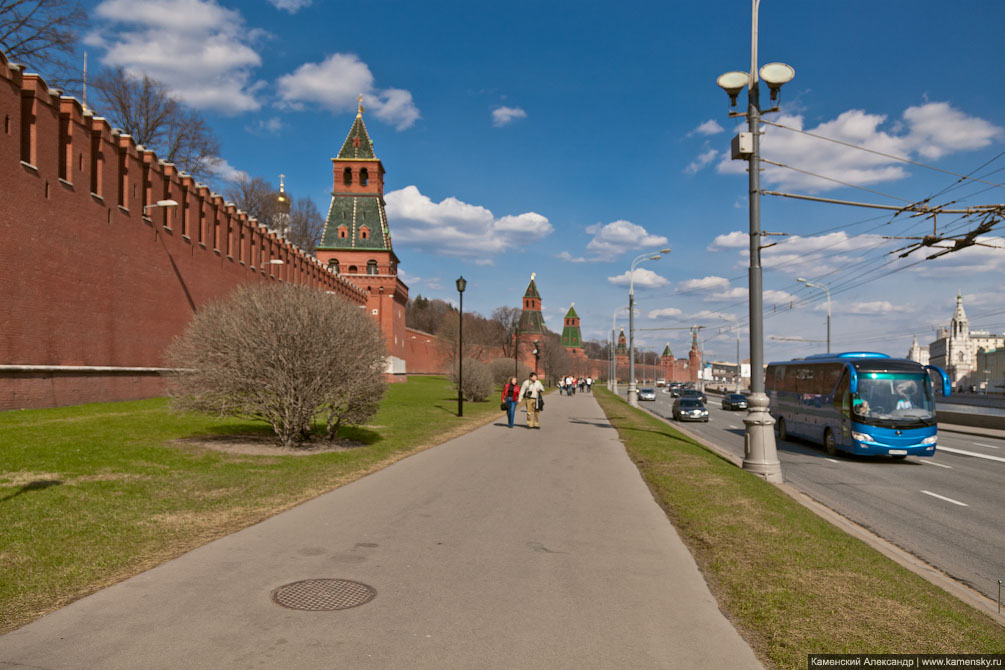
[797,277,831,353]
[533,340,541,375]
[628,248,671,407]
[716,0,791,482]
[143,199,179,215]
[513,324,520,378]
[456,276,466,417]
[716,313,742,393]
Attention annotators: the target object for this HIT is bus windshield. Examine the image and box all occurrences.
[852,372,935,427]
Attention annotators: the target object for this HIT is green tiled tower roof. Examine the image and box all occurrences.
[561,304,582,349]
[319,196,392,251]
[518,309,544,334]
[337,103,376,160]
[662,343,673,358]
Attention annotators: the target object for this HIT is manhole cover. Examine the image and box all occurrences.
[271,579,376,611]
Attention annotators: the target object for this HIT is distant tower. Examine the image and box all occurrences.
[273,173,291,237]
[660,342,673,381]
[516,273,545,370]
[688,327,701,383]
[315,97,409,379]
[615,328,629,382]
[561,303,583,354]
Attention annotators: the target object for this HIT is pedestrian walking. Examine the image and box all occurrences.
[501,376,520,428]
[557,377,565,396]
[519,372,545,429]
[586,376,593,393]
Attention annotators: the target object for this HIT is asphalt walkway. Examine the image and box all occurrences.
[0,392,762,670]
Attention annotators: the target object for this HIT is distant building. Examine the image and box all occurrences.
[924,293,1004,389]
[905,334,929,366]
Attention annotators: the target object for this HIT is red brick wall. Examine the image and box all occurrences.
[0,54,368,410]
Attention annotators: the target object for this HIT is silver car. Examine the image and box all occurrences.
[638,388,656,401]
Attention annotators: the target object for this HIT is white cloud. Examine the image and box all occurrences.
[492,106,527,127]
[384,185,553,261]
[685,148,718,174]
[90,0,265,114]
[205,156,246,182]
[844,301,908,315]
[716,102,1002,192]
[268,0,312,12]
[680,276,730,291]
[557,251,587,263]
[649,307,683,319]
[584,220,669,260]
[247,117,282,135]
[277,53,420,130]
[607,268,669,288]
[689,119,724,136]
[707,231,747,250]
[397,268,419,285]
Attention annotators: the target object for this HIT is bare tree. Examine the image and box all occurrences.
[538,334,570,385]
[225,175,281,228]
[449,358,494,402]
[491,306,521,358]
[91,67,221,180]
[166,284,387,447]
[288,196,324,253]
[0,0,85,83]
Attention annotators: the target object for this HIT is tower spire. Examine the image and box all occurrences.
[357,93,365,117]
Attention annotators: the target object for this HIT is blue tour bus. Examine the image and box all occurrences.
[765,352,951,458]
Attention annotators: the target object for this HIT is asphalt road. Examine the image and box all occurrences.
[631,388,1005,603]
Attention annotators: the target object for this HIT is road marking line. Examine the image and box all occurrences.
[729,425,739,429]
[972,442,1000,450]
[920,460,953,469]
[824,458,840,464]
[921,490,968,507]
[938,446,1005,463]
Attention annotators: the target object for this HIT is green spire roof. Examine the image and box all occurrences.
[337,108,376,160]
[561,303,582,349]
[523,277,540,299]
[662,343,673,358]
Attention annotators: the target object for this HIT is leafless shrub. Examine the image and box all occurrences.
[166,284,387,447]
[489,358,531,386]
[449,358,494,402]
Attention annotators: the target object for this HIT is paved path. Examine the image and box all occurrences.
[0,392,762,670]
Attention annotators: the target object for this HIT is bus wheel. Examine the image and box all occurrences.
[777,418,787,441]
[824,428,837,457]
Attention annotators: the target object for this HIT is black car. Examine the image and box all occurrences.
[672,398,709,422]
[668,384,682,397]
[721,393,748,410]
[680,388,707,403]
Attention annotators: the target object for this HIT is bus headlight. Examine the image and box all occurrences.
[921,435,937,445]
[851,431,871,443]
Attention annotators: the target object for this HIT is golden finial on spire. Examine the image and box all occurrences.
[357,93,365,117]
[279,173,285,193]
[531,272,536,280]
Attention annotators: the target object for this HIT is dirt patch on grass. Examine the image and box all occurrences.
[0,472,62,487]
[169,432,366,456]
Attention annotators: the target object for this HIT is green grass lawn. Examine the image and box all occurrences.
[0,376,500,633]
[593,388,1005,668]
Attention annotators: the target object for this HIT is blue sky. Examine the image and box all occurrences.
[71,0,1005,364]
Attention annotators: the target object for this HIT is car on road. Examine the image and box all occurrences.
[667,383,682,397]
[680,388,707,403]
[638,387,656,401]
[672,398,709,422]
[656,378,666,387]
[721,393,748,410]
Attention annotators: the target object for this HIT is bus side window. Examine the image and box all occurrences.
[834,370,850,417]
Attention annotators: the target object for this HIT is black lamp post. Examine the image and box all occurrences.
[533,340,540,376]
[456,276,466,417]
[513,324,520,378]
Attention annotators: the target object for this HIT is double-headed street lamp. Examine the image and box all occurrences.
[456,276,466,417]
[628,248,671,407]
[715,0,792,482]
[610,307,622,392]
[797,277,831,354]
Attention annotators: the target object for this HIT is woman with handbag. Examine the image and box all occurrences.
[501,376,520,428]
